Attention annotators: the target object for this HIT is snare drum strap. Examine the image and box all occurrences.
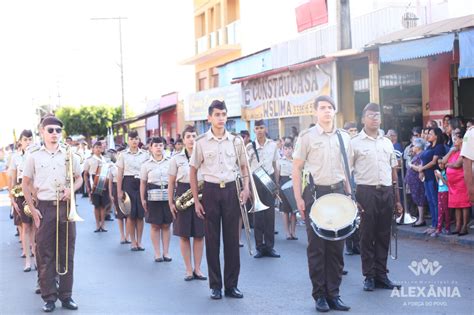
[251,141,260,163]
[336,130,356,201]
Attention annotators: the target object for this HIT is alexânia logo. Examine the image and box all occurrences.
[408,258,442,276]
[391,259,461,299]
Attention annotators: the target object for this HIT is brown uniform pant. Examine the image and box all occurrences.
[356,185,393,280]
[253,175,275,252]
[202,181,241,290]
[36,200,76,302]
[304,185,345,300]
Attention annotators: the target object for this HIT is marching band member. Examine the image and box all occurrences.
[8,130,35,271]
[140,137,173,262]
[292,95,351,312]
[190,100,250,300]
[22,116,83,312]
[351,103,402,292]
[168,125,206,281]
[277,142,297,240]
[117,131,149,251]
[246,119,280,258]
[108,148,130,244]
[83,142,111,232]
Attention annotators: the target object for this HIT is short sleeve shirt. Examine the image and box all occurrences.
[8,151,26,182]
[83,155,107,176]
[140,156,170,185]
[277,157,293,177]
[116,149,149,177]
[461,126,474,161]
[168,150,203,183]
[351,129,397,186]
[246,138,279,175]
[23,145,81,200]
[420,143,446,181]
[293,124,352,186]
[189,129,246,184]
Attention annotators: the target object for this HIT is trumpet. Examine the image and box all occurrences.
[232,135,268,256]
[56,145,84,276]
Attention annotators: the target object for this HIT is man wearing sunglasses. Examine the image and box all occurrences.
[22,115,83,312]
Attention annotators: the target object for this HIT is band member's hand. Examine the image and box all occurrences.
[296,197,305,218]
[12,201,21,214]
[169,203,177,220]
[141,200,148,212]
[109,194,114,202]
[240,188,250,204]
[195,201,205,219]
[32,208,42,228]
[61,188,71,201]
[395,202,403,215]
[118,190,124,201]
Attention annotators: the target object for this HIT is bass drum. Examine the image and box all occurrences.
[309,193,359,241]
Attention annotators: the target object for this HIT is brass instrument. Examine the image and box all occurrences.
[233,135,268,256]
[390,183,398,260]
[56,145,84,276]
[23,201,33,218]
[11,185,33,218]
[176,181,204,211]
[11,184,24,198]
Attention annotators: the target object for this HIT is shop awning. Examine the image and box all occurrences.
[379,33,455,63]
[459,29,474,79]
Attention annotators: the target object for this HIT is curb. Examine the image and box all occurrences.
[397,226,474,249]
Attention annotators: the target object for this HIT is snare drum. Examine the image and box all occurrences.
[253,166,278,196]
[280,180,298,213]
[309,193,359,241]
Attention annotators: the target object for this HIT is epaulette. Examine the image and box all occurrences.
[27,146,40,154]
[195,134,206,141]
[298,127,312,137]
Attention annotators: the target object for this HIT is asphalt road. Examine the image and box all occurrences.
[0,191,473,315]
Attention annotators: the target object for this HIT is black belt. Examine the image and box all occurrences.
[314,181,344,191]
[38,200,67,207]
[148,184,168,189]
[204,181,236,189]
[358,184,391,190]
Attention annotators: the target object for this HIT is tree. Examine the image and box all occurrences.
[56,105,123,141]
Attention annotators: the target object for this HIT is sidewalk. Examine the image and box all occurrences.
[397,223,474,249]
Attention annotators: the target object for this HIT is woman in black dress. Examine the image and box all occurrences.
[168,126,206,281]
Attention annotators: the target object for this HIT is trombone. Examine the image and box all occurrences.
[56,145,84,276]
[232,135,268,256]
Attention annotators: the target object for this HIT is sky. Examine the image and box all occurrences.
[0,0,195,146]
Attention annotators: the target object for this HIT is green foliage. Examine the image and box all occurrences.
[56,105,123,138]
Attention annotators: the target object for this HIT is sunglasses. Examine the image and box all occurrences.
[365,113,381,120]
[46,127,62,134]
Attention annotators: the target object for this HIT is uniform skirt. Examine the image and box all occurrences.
[279,176,293,214]
[146,201,173,225]
[112,183,127,219]
[123,176,145,219]
[15,196,33,224]
[172,183,205,238]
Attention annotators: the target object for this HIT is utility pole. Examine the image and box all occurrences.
[336,0,352,50]
[91,17,128,121]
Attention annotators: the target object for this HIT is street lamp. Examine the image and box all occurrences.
[91,17,128,121]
